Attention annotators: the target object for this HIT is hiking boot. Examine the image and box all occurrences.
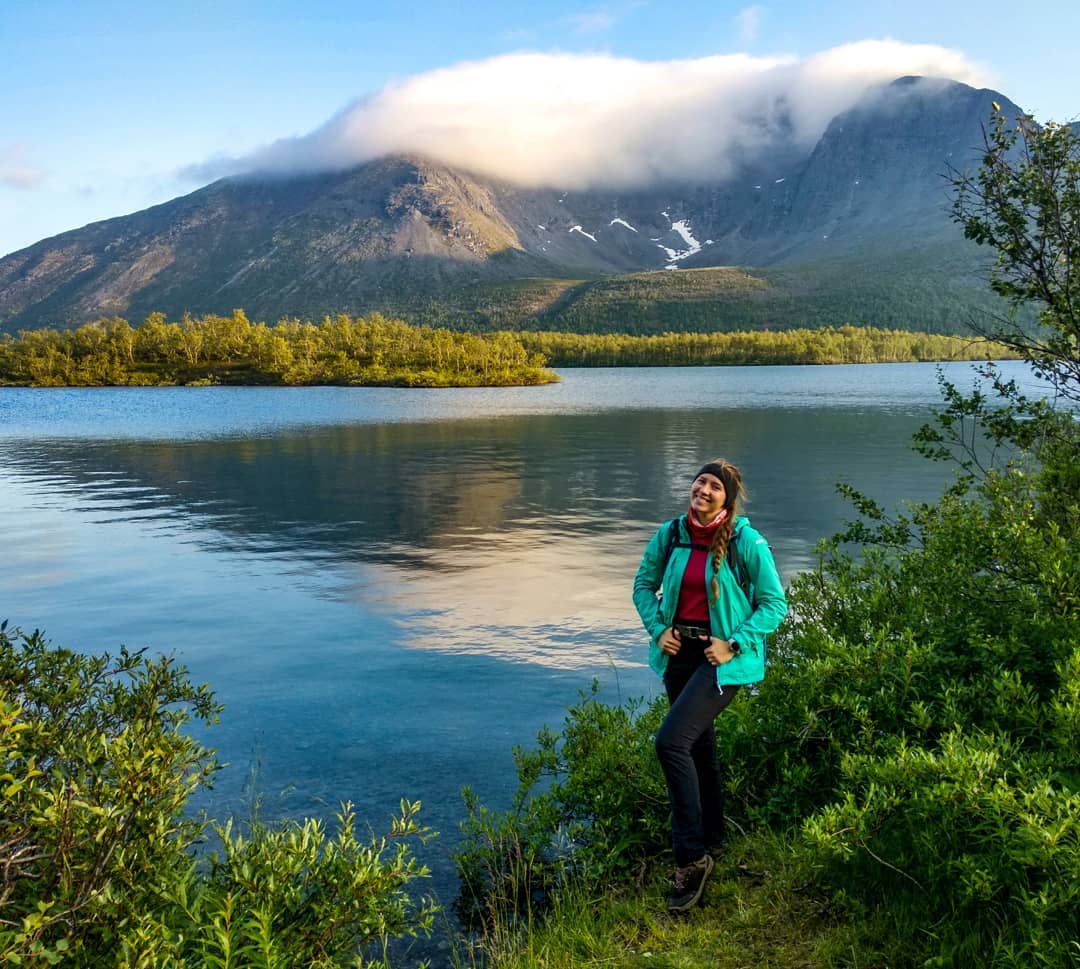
[667,854,714,912]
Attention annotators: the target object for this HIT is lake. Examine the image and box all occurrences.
[0,361,1033,912]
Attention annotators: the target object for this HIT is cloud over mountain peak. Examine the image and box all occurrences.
[192,41,990,189]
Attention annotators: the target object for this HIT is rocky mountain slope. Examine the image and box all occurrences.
[0,77,1025,334]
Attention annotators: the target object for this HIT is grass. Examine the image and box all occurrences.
[458,833,863,969]
[532,268,774,334]
[408,277,588,330]
[519,243,1018,337]
[392,241,1023,337]
[5,238,1024,341]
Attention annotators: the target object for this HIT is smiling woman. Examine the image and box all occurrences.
[632,457,787,911]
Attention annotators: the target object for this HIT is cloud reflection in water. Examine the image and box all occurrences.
[348,524,646,669]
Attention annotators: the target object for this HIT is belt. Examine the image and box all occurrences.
[674,622,711,641]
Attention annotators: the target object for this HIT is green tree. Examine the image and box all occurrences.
[950,108,1080,398]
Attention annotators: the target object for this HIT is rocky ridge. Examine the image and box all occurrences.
[0,77,1028,333]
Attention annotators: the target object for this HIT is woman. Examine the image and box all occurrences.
[632,459,787,912]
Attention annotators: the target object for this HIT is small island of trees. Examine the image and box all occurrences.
[0,311,556,388]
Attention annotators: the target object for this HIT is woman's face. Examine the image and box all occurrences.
[690,472,727,523]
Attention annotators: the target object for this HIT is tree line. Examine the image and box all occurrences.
[0,311,556,387]
[520,324,1017,366]
[0,313,1016,388]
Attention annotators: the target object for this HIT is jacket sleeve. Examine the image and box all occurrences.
[730,528,787,650]
[632,525,670,643]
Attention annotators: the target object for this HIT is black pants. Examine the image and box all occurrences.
[656,660,740,866]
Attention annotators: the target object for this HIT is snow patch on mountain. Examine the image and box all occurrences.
[671,221,699,253]
[609,218,638,232]
[656,219,703,267]
[569,225,597,242]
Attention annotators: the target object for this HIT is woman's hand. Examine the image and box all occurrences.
[704,637,737,666]
[658,627,682,656]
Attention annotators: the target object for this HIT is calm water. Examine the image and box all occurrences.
[0,362,1034,912]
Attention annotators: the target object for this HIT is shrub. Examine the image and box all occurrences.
[0,623,435,967]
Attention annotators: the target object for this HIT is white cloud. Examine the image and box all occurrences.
[190,40,991,190]
[736,5,764,45]
[0,144,46,190]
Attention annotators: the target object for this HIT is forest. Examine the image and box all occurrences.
[0,311,555,388]
[519,324,1015,366]
[0,312,1013,388]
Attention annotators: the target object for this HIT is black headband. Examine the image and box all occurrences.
[694,463,728,482]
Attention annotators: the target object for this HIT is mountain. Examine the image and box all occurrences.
[0,77,1026,336]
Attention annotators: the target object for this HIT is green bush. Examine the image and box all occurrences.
[805,726,1080,967]
[454,686,671,926]
[0,624,435,967]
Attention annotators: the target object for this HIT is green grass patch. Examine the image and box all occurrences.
[493,242,1029,336]
[461,833,855,969]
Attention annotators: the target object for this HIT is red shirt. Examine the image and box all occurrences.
[674,514,721,623]
[675,546,710,622]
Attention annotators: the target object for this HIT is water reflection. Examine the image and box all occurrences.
[1,405,951,676]
[1,407,944,564]
[3,410,949,650]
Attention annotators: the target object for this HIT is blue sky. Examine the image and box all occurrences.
[1,0,1077,258]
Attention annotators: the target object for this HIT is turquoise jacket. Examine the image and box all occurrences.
[632,515,788,687]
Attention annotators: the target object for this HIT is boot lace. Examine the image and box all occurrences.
[673,863,694,890]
